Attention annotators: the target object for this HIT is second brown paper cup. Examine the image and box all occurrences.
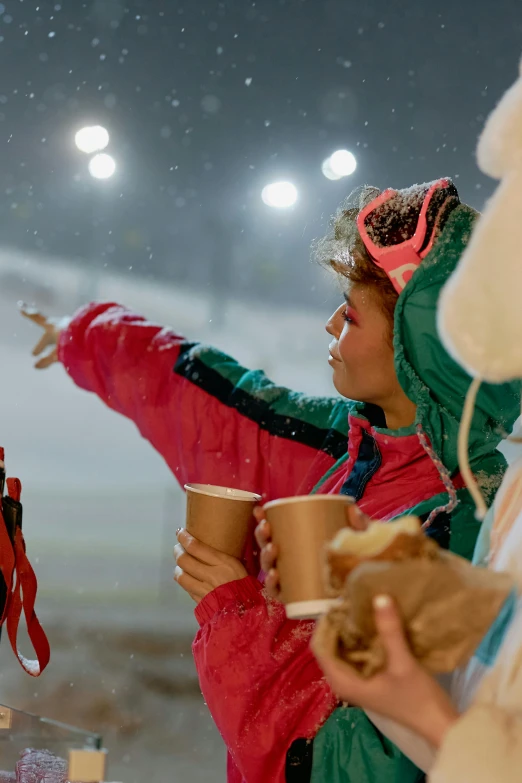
[184,484,262,559]
[265,494,353,619]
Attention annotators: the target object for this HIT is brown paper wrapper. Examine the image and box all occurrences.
[312,549,514,678]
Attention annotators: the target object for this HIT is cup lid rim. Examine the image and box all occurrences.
[184,483,262,502]
[264,494,354,510]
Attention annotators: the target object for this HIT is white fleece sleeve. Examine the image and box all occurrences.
[430,704,522,783]
[430,594,522,783]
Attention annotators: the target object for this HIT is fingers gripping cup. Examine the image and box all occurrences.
[184,484,262,559]
[264,494,353,619]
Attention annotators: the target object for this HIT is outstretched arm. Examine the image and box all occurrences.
[22,302,348,501]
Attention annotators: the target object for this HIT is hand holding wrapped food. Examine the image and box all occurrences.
[313,516,514,678]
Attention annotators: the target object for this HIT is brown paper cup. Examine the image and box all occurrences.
[184,484,262,558]
[264,494,353,619]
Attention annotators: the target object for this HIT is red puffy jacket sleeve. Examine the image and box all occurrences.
[193,577,337,783]
[58,302,348,501]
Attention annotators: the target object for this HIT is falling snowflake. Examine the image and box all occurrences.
[201,94,221,113]
[245,77,253,86]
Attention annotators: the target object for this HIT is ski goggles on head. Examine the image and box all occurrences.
[356,178,460,294]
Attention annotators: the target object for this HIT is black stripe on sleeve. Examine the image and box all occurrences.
[174,343,347,460]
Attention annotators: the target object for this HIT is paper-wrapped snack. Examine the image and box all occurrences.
[313,517,514,677]
[326,515,439,592]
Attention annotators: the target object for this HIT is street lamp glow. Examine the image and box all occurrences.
[321,157,342,181]
[88,153,116,180]
[75,125,110,154]
[261,181,298,208]
[329,149,357,178]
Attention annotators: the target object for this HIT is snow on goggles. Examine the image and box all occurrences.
[356,178,460,293]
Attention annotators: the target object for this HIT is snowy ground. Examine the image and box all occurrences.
[0,605,226,782]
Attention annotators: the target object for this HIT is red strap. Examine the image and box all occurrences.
[6,529,50,676]
[6,477,21,502]
[0,508,15,624]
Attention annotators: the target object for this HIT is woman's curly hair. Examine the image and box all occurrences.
[313,185,398,326]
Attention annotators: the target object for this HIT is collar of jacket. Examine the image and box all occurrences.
[318,411,459,520]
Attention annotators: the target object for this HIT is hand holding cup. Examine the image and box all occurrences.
[255,502,371,602]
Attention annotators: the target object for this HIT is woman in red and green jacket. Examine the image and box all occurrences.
[24,180,521,783]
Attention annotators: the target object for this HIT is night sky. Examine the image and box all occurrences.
[0,0,521,306]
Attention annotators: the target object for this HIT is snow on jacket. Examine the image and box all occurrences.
[57,206,520,783]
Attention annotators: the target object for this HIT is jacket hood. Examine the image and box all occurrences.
[393,204,521,476]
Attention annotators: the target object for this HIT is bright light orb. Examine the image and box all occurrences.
[74,125,110,154]
[321,157,342,181]
[261,181,298,208]
[329,149,357,178]
[88,153,116,180]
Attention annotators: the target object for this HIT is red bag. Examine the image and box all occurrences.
[0,448,50,676]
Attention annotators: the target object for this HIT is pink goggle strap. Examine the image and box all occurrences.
[357,178,452,293]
